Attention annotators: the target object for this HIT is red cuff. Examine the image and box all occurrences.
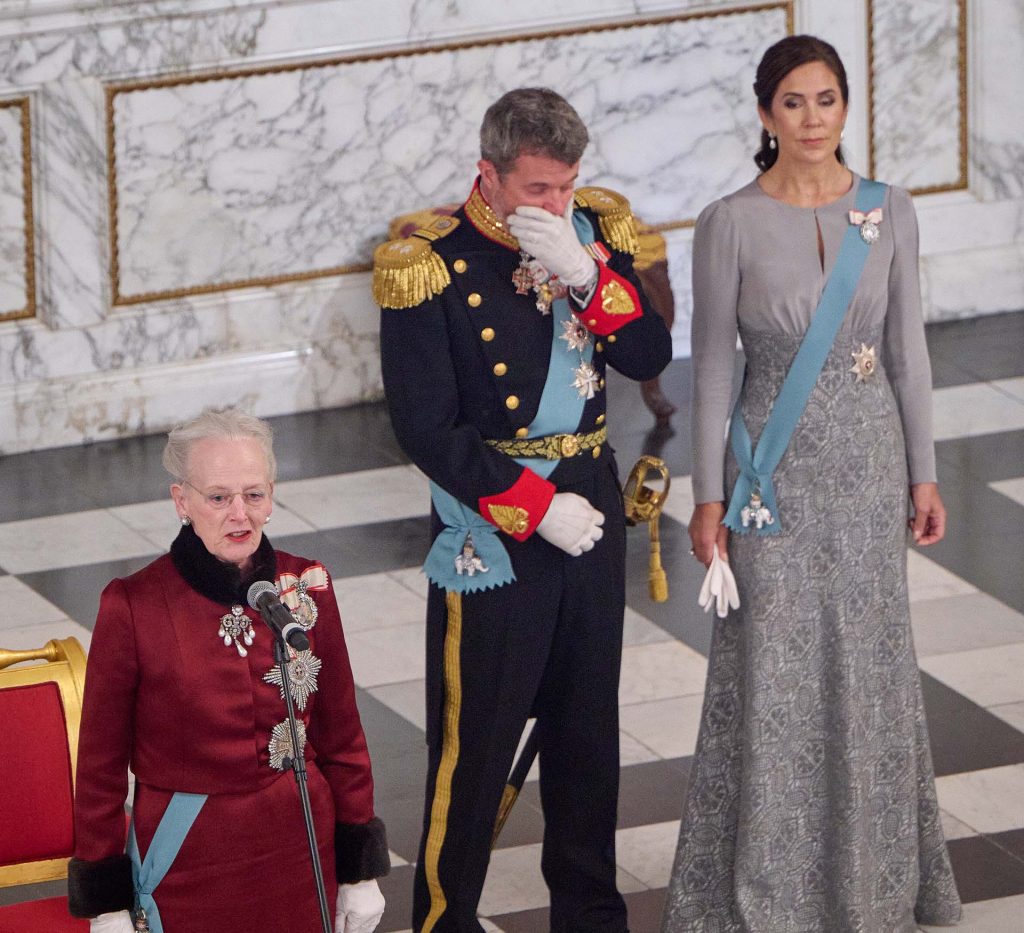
[573,263,643,336]
[478,469,556,541]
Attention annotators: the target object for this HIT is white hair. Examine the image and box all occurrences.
[162,408,277,483]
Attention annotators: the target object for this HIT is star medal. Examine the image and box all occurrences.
[560,318,592,353]
[218,604,254,657]
[849,343,877,382]
[264,648,322,710]
[268,718,307,771]
[573,362,601,400]
[290,579,319,630]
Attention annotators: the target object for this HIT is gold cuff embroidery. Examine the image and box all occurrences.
[600,280,635,316]
[487,504,530,536]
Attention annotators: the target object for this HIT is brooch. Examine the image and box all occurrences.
[268,719,307,771]
[263,648,323,711]
[741,490,774,530]
[850,343,878,382]
[218,605,254,657]
[848,207,883,245]
[454,532,489,577]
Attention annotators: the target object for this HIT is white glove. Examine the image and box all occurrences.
[89,911,134,933]
[335,879,385,933]
[536,492,604,556]
[506,201,597,288]
[698,546,740,619]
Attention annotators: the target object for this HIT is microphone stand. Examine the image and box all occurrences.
[272,635,333,933]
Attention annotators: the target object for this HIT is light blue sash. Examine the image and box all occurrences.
[724,178,887,536]
[126,791,207,933]
[424,211,597,592]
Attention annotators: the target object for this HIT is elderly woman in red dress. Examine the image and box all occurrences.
[67,409,389,933]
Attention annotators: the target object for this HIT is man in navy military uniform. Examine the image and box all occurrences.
[375,87,672,932]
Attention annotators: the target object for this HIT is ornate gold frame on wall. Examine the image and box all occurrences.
[105,2,794,306]
[0,97,36,322]
[867,0,968,195]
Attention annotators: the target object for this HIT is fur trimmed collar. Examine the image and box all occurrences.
[170,524,277,606]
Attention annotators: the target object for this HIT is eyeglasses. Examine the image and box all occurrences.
[183,480,271,511]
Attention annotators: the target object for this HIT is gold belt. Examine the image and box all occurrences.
[486,426,607,460]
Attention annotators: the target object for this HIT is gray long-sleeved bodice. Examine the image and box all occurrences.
[690,173,936,503]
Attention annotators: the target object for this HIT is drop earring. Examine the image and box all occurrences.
[768,134,777,150]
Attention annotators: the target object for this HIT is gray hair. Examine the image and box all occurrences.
[162,408,277,483]
[480,87,589,175]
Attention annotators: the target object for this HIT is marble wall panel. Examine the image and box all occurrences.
[869,0,965,193]
[108,4,790,303]
[0,98,34,321]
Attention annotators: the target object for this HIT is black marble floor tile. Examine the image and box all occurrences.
[927,310,1024,388]
[274,516,431,580]
[921,674,1024,776]
[989,827,1024,865]
[377,863,416,932]
[947,832,1024,903]
[617,759,690,831]
[18,555,156,629]
[491,782,548,851]
[493,888,669,933]
[487,904,550,931]
[936,429,1024,483]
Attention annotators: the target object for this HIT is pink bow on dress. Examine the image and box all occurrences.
[848,207,883,226]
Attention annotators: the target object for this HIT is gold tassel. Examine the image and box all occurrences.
[647,516,668,602]
[597,212,640,257]
[372,237,451,309]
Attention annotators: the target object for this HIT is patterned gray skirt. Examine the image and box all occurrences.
[662,328,962,932]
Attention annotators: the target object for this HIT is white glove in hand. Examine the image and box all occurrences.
[336,879,385,933]
[536,492,604,556]
[698,547,740,619]
[89,911,135,933]
[506,202,597,288]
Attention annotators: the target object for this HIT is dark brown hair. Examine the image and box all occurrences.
[753,35,848,172]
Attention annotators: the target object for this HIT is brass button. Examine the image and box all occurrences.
[493,362,508,376]
[596,413,605,425]
[596,341,604,353]
[453,259,467,273]
[588,319,597,327]
[468,292,482,307]
[481,327,495,342]
[599,378,606,389]
[505,395,520,410]
[608,334,617,343]
[592,445,602,459]
[515,427,529,438]
[559,434,580,457]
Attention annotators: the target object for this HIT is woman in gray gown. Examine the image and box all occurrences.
[662,36,962,931]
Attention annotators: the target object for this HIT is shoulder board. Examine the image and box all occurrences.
[574,186,640,256]
[411,213,460,243]
[372,236,451,310]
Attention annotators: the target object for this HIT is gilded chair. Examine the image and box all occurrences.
[0,637,90,931]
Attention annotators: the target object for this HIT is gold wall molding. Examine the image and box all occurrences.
[0,97,36,323]
[867,0,968,195]
[105,2,793,305]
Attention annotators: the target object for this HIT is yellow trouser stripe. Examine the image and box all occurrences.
[421,590,464,932]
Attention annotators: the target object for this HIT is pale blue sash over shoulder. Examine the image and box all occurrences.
[126,791,207,933]
[724,178,887,536]
[424,211,597,592]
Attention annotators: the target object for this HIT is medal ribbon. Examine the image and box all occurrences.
[724,178,887,536]
[276,564,329,610]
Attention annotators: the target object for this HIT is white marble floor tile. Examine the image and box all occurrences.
[931,382,1024,440]
[911,593,1024,657]
[919,893,1024,932]
[619,694,706,760]
[619,729,663,768]
[108,500,182,550]
[0,509,159,574]
[992,376,1024,404]
[907,550,977,603]
[273,466,430,529]
[939,809,977,841]
[658,475,695,529]
[989,476,1024,508]
[345,621,425,688]
[0,619,93,652]
[935,764,1024,834]
[388,566,431,598]
[388,850,409,868]
[615,820,682,889]
[264,503,318,538]
[333,571,427,633]
[367,679,426,732]
[619,642,708,706]
[622,606,674,647]
[0,576,71,628]
[919,641,1024,707]
[989,700,1024,733]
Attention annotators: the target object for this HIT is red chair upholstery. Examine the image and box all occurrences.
[0,638,90,930]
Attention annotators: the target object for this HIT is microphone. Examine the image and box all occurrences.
[247,581,310,652]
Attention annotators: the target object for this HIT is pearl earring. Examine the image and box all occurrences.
[768,134,777,150]
[181,516,191,526]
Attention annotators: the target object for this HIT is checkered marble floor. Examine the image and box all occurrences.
[2,311,1023,931]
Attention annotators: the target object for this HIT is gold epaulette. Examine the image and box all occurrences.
[634,221,667,272]
[574,186,640,256]
[372,215,460,310]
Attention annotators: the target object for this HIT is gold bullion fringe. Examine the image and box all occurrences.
[372,243,451,309]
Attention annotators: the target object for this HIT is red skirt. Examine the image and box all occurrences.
[132,766,336,933]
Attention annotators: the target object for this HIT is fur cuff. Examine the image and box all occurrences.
[334,816,391,884]
[67,855,134,918]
